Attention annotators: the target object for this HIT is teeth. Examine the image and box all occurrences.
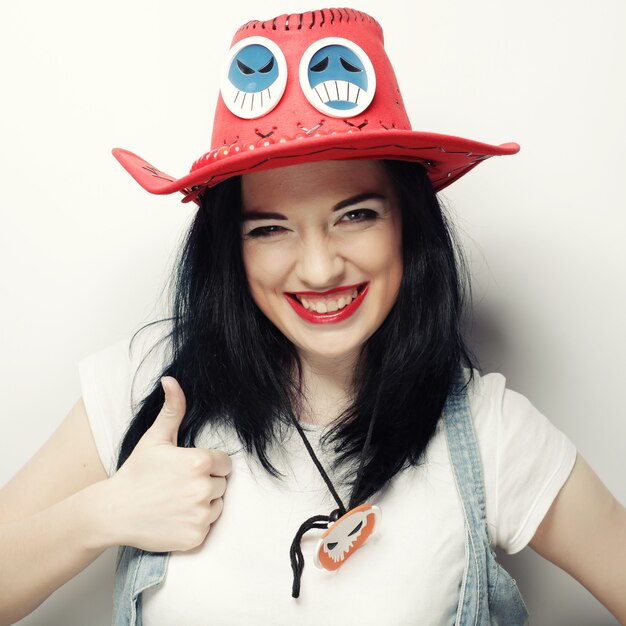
[296,288,361,314]
[312,80,365,105]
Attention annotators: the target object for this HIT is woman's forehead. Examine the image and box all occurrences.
[241,160,392,211]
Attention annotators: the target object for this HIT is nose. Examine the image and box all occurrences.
[294,232,345,289]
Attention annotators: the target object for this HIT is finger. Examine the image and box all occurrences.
[207,496,225,524]
[206,450,233,477]
[146,377,187,445]
[208,475,227,500]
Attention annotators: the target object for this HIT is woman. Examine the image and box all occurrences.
[1,7,624,626]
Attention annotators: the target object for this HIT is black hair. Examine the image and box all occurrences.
[116,160,475,505]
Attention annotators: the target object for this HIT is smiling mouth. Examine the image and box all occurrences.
[285,283,368,324]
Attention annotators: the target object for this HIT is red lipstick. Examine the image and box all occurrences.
[285,283,369,324]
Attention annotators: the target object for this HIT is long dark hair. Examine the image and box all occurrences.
[116,160,475,505]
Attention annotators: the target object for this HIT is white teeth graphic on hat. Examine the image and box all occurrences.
[313,80,364,105]
[233,88,272,113]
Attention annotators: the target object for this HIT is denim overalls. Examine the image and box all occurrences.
[111,372,529,625]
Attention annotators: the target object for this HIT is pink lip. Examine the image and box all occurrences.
[285,283,369,324]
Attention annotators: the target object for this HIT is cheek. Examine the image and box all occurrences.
[382,221,404,285]
[368,225,403,306]
[242,243,290,301]
[348,226,403,282]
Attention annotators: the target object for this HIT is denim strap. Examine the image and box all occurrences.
[444,369,529,626]
[112,546,169,626]
[443,369,491,625]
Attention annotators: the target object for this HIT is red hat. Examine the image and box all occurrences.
[113,8,519,204]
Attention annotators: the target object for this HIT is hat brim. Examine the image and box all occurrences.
[112,130,519,203]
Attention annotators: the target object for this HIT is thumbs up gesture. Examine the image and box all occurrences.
[107,377,232,552]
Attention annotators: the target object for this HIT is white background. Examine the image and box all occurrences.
[1,1,624,624]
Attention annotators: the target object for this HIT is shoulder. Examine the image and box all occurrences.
[466,368,554,444]
[463,369,577,552]
[466,369,575,463]
[465,369,510,423]
[79,322,172,400]
[77,321,173,475]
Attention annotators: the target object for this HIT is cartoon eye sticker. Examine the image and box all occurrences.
[314,503,381,571]
[221,36,288,119]
[299,37,376,118]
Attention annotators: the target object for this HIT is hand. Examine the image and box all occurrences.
[107,376,232,552]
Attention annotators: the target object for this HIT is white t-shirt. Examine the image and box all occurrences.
[79,328,576,626]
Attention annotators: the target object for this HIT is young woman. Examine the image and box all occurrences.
[1,8,624,626]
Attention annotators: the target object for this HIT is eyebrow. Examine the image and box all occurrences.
[241,192,386,221]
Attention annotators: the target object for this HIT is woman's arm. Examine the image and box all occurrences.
[0,378,232,625]
[0,399,112,625]
[530,453,626,625]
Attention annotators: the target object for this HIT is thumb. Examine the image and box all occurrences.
[146,376,187,445]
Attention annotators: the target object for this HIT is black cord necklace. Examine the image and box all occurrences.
[288,387,383,598]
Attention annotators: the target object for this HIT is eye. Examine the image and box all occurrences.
[221,36,287,119]
[258,57,275,74]
[326,542,338,550]
[310,57,329,72]
[236,60,255,75]
[339,208,379,223]
[347,521,363,536]
[299,37,376,118]
[245,225,286,238]
[340,57,361,73]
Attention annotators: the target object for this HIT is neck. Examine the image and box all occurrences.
[297,351,358,426]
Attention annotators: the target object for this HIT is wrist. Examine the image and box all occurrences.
[77,478,123,551]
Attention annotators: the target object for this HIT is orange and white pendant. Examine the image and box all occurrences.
[314,503,382,571]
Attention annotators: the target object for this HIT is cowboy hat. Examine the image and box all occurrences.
[113,8,519,203]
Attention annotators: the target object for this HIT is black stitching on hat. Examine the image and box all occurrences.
[351,9,358,21]
[141,165,174,182]
[320,9,325,27]
[191,144,493,195]
[344,119,368,130]
[272,17,277,30]
[309,10,315,28]
[285,14,290,30]
[298,13,303,29]
[329,8,335,24]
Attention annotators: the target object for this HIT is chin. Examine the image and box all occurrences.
[293,333,367,363]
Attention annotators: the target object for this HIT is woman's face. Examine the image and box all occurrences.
[241,160,403,364]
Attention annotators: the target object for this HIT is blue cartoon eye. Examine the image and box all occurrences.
[299,37,376,118]
[229,45,278,89]
[236,55,275,75]
[221,37,287,119]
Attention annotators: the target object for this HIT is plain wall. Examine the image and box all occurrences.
[1,1,624,624]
